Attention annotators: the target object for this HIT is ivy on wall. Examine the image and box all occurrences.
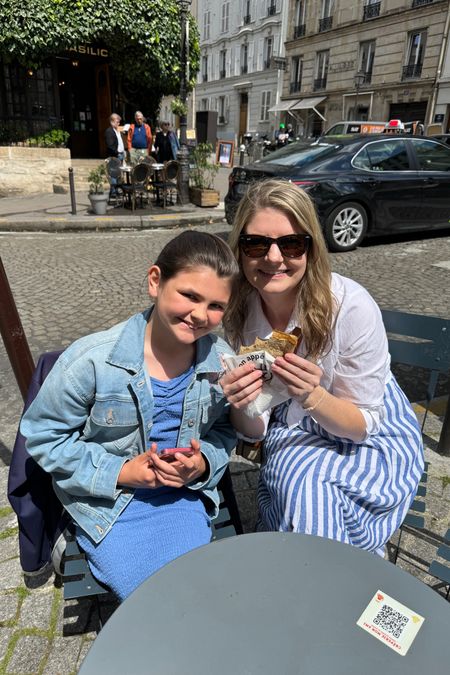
[0,0,200,114]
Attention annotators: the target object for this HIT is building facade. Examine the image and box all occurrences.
[281,0,450,136]
[195,0,290,145]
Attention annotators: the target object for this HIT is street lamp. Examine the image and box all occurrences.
[353,72,365,121]
[177,0,192,205]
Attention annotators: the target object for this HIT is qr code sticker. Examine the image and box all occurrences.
[373,604,409,639]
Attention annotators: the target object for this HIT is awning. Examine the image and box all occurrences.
[268,99,300,113]
[289,96,327,121]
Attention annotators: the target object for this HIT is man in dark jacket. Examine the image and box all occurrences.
[105,113,125,160]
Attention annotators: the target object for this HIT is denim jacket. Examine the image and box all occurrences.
[20,310,236,543]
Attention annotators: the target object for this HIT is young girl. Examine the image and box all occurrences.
[221,179,424,555]
[21,231,238,600]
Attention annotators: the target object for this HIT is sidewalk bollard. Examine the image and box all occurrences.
[0,256,35,401]
[68,167,77,215]
[239,144,246,166]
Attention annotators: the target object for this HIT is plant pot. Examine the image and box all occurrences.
[88,192,109,215]
[189,187,220,208]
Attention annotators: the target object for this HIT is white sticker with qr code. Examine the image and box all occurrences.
[356,590,424,655]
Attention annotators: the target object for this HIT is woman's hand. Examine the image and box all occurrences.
[220,363,264,409]
[117,446,162,489]
[271,353,323,403]
[150,440,207,488]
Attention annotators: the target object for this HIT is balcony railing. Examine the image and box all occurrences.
[218,116,226,124]
[359,71,372,85]
[363,2,381,20]
[318,16,333,32]
[313,77,327,91]
[294,24,306,39]
[267,4,277,16]
[241,64,248,74]
[243,14,251,24]
[219,70,226,79]
[264,59,272,69]
[202,73,208,82]
[412,0,433,7]
[402,63,423,79]
[290,81,302,94]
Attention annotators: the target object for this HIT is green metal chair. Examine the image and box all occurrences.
[428,528,450,600]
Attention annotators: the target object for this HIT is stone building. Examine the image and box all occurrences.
[281,0,450,136]
[194,0,290,145]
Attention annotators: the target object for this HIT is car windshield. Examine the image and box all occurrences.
[262,141,340,167]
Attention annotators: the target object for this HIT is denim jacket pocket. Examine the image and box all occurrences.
[87,398,141,454]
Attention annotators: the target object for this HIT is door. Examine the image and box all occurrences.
[96,64,111,158]
[239,93,248,143]
[410,137,450,228]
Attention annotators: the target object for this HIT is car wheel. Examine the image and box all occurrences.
[324,202,368,252]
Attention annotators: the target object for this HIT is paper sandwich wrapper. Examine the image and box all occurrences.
[222,350,292,417]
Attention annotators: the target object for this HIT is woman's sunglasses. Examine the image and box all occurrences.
[239,233,312,259]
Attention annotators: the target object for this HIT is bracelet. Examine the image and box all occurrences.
[303,387,327,413]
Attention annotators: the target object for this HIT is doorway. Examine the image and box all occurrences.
[239,93,248,144]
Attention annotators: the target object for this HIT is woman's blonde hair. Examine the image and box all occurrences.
[224,179,334,360]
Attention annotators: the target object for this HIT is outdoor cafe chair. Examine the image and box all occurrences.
[380,309,450,564]
[121,162,151,211]
[152,160,179,207]
[105,157,124,207]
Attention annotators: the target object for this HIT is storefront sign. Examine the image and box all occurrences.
[69,45,109,58]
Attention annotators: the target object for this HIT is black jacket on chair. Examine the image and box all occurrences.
[8,350,69,573]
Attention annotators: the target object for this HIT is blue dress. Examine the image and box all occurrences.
[77,365,211,600]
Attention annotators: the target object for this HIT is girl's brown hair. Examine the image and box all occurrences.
[224,179,334,360]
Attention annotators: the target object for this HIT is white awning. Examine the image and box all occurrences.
[268,99,300,113]
[289,96,327,121]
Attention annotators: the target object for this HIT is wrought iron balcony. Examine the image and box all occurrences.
[294,24,306,39]
[402,63,423,79]
[219,70,226,79]
[363,2,381,20]
[264,59,272,69]
[412,0,433,7]
[318,16,333,32]
[290,81,302,94]
[241,64,248,74]
[218,116,226,124]
[360,71,372,84]
[267,4,277,16]
[243,14,251,24]
[313,77,327,91]
[202,73,208,82]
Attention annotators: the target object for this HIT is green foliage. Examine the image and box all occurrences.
[87,163,107,194]
[28,129,70,147]
[171,97,188,117]
[189,142,219,190]
[0,0,200,112]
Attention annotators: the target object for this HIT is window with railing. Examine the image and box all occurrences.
[363,1,381,20]
[221,3,229,33]
[267,2,277,16]
[319,16,332,31]
[294,24,306,38]
[294,0,306,35]
[358,40,375,84]
[412,0,433,7]
[403,29,426,80]
[243,0,251,24]
[319,0,333,31]
[203,11,210,40]
[314,49,329,90]
[219,50,227,79]
[201,55,208,82]
[290,56,303,93]
[218,96,227,124]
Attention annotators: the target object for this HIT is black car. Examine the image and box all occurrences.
[224,134,450,252]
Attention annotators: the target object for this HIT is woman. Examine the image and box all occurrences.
[222,179,424,555]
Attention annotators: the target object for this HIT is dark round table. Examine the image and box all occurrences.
[79,532,450,675]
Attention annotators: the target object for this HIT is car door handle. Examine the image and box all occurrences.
[422,177,438,186]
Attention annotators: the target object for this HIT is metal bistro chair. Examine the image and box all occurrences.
[122,162,152,211]
[152,160,179,207]
[139,155,158,203]
[105,157,125,207]
[380,310,450,564]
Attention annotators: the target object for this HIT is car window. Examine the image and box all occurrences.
[353,140,410,171]
[325,124,345,135]
[265,142,339,168]
[412,139,450,171]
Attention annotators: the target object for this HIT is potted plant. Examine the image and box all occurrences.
[87,163,109,215]
[189,142,220,207]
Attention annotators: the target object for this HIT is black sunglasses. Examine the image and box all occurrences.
[239,233,312,258]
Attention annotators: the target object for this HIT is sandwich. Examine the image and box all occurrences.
[239,329,300,358]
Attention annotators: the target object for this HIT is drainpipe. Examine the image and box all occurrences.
[426,1,450,129]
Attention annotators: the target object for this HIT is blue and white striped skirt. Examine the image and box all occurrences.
[258,377,424,552]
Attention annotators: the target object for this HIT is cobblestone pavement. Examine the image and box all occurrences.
[0,225,449,673]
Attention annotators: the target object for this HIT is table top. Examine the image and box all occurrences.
[79,533,450,675]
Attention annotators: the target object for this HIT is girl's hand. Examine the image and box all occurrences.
[271,353,322,403]
[150,440,207,488]
[220,363,264,409]
[117,444,162,489]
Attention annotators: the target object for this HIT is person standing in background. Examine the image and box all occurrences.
[154,122,180,163]
[127,111,153,164]
[105,113,125,161]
